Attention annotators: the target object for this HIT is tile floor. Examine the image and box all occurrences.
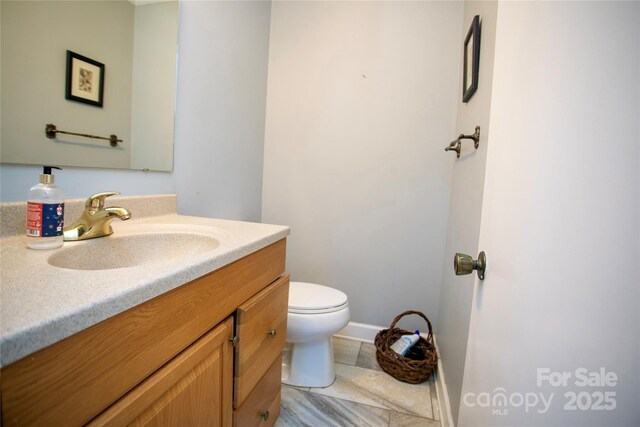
[275,337,441,427]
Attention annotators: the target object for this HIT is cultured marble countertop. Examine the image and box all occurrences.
[0,195,289,367]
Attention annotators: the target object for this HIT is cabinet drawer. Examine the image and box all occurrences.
[233,357,282,427]
[89,317,234,427]
[234,275,289,407]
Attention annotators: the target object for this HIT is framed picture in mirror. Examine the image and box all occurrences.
[65,50,105,107]
[462,15,480,103]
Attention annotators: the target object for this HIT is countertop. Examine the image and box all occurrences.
[0,195,289,367]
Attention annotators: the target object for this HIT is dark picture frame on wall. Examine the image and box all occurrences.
[462,15,480,103]
[65,50,105,107]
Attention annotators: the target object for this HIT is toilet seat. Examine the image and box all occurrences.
[288,282,348,314]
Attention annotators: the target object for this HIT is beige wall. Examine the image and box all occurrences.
[1,0,134,169]
[262,1,463,329]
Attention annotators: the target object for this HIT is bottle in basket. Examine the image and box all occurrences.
[390,330,420,356]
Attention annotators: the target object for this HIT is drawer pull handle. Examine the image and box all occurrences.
[228,336,239,347]
[261,410,270,421]
[267,329,277,338]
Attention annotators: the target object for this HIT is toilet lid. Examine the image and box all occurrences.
[289,282,348,313]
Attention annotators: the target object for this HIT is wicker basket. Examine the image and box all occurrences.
[375,310,437,384]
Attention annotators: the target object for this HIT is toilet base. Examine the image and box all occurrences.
[281,338,336,388]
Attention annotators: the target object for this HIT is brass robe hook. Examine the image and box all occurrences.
[445,126,480,158]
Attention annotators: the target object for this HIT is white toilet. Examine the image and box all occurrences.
[282,282,350,388]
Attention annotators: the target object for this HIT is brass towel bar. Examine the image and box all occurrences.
[445,126,480,158]
[45,124,122,147]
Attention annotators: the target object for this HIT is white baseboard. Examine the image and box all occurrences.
[433,336,455,427]
[335,321,384,343]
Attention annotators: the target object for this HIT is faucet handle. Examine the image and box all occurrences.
[85,192,120,210]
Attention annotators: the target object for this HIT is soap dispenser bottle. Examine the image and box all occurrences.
[27,166,64,249]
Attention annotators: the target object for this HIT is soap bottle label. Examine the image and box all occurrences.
[27,202,64,237]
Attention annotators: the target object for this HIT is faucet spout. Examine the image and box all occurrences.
[99,207,132,221]
[63,192,132,241]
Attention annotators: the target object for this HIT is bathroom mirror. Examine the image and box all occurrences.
[0,0,179,172]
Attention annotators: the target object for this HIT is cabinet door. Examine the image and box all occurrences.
[234,275,289,407]
[89,317,234,427]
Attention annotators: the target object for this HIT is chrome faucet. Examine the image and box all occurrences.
[63,192,131,241]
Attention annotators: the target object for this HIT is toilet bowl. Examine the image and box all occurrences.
[282,282,350,388]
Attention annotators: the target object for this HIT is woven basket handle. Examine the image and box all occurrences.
[386,310,433,345]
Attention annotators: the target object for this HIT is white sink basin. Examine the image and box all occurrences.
[48,231,221,271]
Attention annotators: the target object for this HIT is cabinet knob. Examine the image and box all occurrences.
[267,329,277,338]
[261,410,270,421]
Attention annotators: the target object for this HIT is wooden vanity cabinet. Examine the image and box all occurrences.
[89,317,235,427]
[1,239,288,427]
[233,275,289,426]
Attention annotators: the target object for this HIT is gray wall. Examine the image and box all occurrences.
[1,0,134,169]
[130,1,179,172]
[174,0,271,222]
[1,1,271,226]
[436,2,498,424]
[262,1,462,329]
[0,164,175,202]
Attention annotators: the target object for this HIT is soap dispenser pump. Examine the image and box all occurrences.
[27,166,64,249]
